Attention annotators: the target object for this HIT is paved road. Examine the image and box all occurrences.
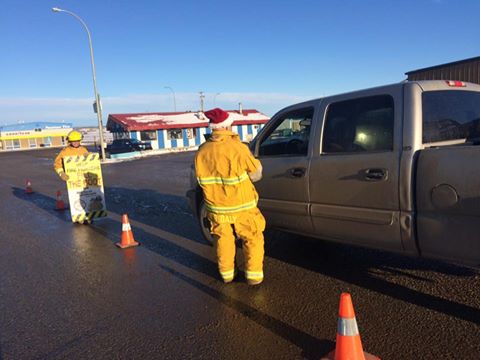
[1,148,479,359]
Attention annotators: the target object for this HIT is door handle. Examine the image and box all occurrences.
[289,167,306,178]
[364,168,388,181]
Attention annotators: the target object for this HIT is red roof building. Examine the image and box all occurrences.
[107,109,269,150]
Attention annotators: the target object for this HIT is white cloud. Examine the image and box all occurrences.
[0,92,314,127]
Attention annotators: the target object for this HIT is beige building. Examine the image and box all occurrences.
[0,122,73,151]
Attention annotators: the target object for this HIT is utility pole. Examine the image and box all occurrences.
[199,91,205,112]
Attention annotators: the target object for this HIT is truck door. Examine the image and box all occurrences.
[416,88,480,266]
[254,104,317,234]
[308,87,403,251]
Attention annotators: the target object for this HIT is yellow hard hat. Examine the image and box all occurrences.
[67,130,83,142]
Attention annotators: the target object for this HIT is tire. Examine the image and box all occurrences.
[198,200,215,246]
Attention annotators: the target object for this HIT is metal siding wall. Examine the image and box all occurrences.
[407,59,480,84]
[150,137,159,150]
[237,125,244,140]
[200,128,208,144]
[182,129,189,147]
[165,132,172,149]
[251,125,258,138]
[157,130,165,149]
[246,124,253,142]
[188,129,196,147]
[195,128,201,145]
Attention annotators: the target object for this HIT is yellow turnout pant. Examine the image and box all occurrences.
[208,208,266,282]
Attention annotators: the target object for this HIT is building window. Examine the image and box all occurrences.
[140,130,157,141]
[43,137,52,147]
[167,129,183,140]
[114,132,126,140]
[29,138,37,148]
[185,128,198,139]
[5,139,21,150]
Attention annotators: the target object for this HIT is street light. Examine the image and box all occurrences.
[52,7,106,161]
[164,86,177,112]
[213,92,221,106]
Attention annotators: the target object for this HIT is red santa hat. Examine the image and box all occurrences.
[204,108,234,130]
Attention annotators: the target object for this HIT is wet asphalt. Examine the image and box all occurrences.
[0,148,479,360]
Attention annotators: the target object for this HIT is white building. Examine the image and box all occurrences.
[106,109,269,150]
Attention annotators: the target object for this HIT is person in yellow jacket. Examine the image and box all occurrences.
[195,108,266,285]
[54,130,89,181]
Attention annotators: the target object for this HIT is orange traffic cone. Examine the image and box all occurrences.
[25,179,33,194]
[322,293,380,360]
[115,214,139,249]
[55,190,66,211]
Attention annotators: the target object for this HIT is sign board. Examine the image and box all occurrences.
[64,153,107,223]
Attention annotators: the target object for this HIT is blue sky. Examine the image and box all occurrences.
[1,0,479,126]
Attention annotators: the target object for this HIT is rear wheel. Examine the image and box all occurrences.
[198,200,215,245]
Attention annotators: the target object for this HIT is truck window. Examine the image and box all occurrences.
[422,90,480,144]
[322,95,394,153]
[258,107,314,156]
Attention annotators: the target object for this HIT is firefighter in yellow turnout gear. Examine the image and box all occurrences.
[54,130,90,224]
[54,130,89,181]
[195,108,266,285]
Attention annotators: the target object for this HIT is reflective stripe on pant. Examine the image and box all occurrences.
[209,208,266,281]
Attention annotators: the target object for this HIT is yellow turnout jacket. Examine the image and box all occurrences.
[195,130,262,215]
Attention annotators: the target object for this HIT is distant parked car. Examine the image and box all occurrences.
[105,138,152,155]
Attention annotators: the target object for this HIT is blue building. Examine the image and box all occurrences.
[106,110,269,150]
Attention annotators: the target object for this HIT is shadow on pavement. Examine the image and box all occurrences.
[99,186,480,325]
[90,216,219,280]
[266,231,480,325]
[160,264,335,360]
[79,185,480,325]
[11,187,70,222]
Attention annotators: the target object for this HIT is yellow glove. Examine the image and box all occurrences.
[59,171,69,181]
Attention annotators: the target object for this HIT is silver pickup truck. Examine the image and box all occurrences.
[187,80,480,266]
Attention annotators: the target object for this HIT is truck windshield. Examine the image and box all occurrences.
[422,90,480,144]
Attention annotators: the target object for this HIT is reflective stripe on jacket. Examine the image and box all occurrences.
[195,130,262,215]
